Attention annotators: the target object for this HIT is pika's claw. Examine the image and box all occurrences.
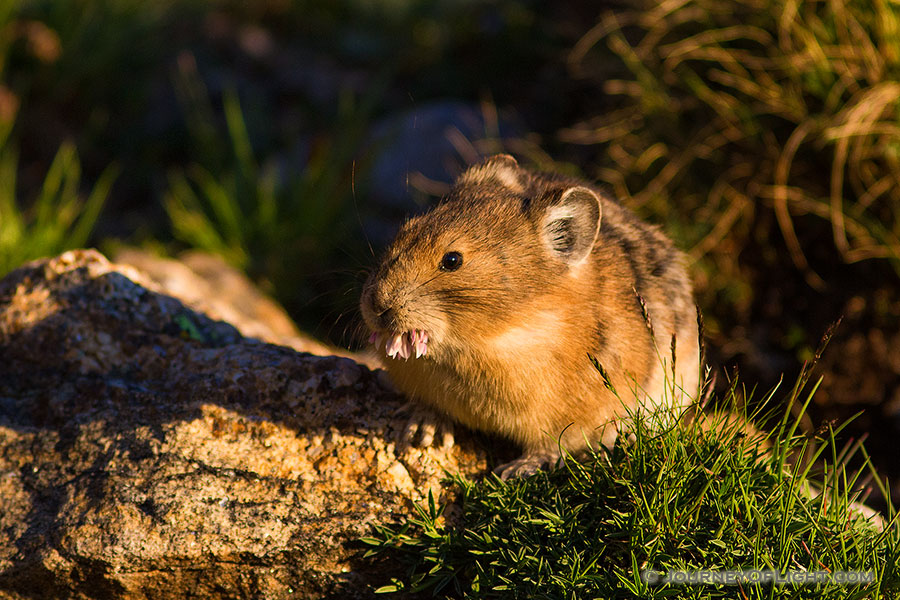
[440,429,454,449]
[401,418,421,446]
[495,449,560,480]
[398,405,454,449]
[417,420,437,446]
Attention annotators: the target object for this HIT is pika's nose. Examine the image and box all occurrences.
[376,307,398,330]
[367,287,397,329]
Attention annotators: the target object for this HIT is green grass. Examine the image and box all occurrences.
[362,362,899,599]
[0,134,116,276]
[163,65,384,334]
[0,0,166,277]
[164,80,374,274]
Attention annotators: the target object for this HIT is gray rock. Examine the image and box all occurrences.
[0,249,487,599]
[366,101,518,213]
[112,247,364,362]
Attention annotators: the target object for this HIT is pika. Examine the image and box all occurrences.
[361,155,700,478]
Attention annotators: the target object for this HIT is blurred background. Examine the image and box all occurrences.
[1,0,898,508]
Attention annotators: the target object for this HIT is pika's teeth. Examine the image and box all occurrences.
[385,332,403,358]
[381,329,429,360]
[414,329,428,358]
[370,331,387,352]
[400,331,412,360]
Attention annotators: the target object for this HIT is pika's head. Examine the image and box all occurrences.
[361,154,602,361]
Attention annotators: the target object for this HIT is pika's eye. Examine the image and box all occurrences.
[440,251,463,272]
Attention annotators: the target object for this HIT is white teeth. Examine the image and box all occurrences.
[411,330,422,358]
[398,332,412,360]
[385,332,404,358]
[371,328,429,360]
[414,330,428,358]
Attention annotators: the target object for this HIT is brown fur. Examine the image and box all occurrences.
[361,155,700,477]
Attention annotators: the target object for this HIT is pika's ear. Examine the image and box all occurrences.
[459,154,523,191]
[484,153,518,167]
[540,186,601,266]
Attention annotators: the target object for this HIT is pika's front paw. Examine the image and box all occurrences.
[495,449,561,480]
[397,403,454,449]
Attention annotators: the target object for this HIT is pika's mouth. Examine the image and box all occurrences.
[369,329,429,360]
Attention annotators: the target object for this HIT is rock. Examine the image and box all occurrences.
[367,101,480,210]
[0,249,488,599]
[112,248,344,359]
[363,101,519,244]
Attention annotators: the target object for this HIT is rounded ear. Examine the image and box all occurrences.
[484,153,518,167]
[481,154,519,167]
[540,186,602,266]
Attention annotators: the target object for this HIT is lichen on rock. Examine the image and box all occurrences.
[0,249,487,599]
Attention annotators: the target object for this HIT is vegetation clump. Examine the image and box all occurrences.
[364,366,899,598]
[565,0,900,301]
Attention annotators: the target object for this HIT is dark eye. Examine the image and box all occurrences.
[440,251,463,271]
